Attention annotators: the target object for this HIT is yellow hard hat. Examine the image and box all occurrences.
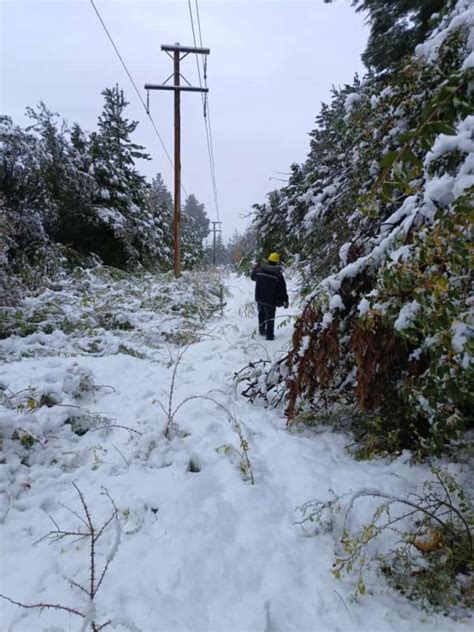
[268,252,280,263]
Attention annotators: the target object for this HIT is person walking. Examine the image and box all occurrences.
[250,252,289,340]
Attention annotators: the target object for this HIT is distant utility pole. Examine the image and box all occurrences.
[211,221,222,266]
[145,43,210,279]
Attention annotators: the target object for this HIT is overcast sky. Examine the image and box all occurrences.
[1,0,369,240]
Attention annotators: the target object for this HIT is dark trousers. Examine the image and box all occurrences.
[257,303,276,339]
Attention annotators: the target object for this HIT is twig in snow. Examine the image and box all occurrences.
[157,346,255,482]
[88,424,142,436]
[112,444,130,467]
[234,357,288,407]
[93,385,116,393]
[165,344,191,438]
[0,490,12,524]
[0,594,85,619]
[18,427,47,449]
[1,484,125,631]
[333,590,350,614]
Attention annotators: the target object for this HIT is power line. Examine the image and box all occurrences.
[89,0,187,196]
[188,0,203,94]
[198,47,221,221]
[187,0,221,223]
[205,99,219,218]
[194,0,220,224]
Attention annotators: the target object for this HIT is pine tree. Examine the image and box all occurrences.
[324,0,453,71]
[91,85,150,212]
[55,122,96,250]
[146,173,173,269]
[0,116,40,216]
[183,194,210,242]
[24,103,71,234]
[147,173,205,270]
[0,115,47,266]
[88,85,151,267]
[149,173,173,215]
[182,212,204,269]
[214,233,228,265]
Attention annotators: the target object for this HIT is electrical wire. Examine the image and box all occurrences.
[187,0,221,223]
[89,0,187,196]
[194,0,220,223]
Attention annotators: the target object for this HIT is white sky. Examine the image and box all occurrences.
[1,0,369,239]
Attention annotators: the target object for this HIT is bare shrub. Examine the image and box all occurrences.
[0,484,133,631]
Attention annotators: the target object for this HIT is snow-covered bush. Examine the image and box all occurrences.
[297,469,474,611]
[0,267,224,361]
[251,0,473,455]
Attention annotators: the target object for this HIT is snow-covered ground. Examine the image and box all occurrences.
[0,272,471,631]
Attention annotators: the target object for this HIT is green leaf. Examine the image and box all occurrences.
[425,121,456,135]
[398,130,416,143]
[401,148,422,168]
[380,150,398,169]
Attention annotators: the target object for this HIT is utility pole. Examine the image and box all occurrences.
[145,43,210,278]
[211,221,222,266]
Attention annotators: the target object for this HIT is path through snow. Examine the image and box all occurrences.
[0,273,470,631]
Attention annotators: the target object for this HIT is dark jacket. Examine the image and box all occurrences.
[251,263,288,307]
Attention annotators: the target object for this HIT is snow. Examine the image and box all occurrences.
[313,195,419,304]
[416,0,474,63]
[358,298,370,316]
[425,116,474,165]
[453,150,474,198]
[0,273,471,631]
[339,242,351,267]
[421,115,474,218]
[379,87,393,99]
[451,321,470,353]
[389,245,411,263]
[96,207,126,227]
[462,50,474,68]
[394,300,421,331]
[344,93,362,122]
[424,173,455,206]
[329,294,345,312]
[345,92,362,111]
[303,184,338,226]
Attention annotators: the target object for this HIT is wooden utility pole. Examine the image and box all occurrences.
[145,43,209,278]
[173,48,181,279]
[211,220,222,265]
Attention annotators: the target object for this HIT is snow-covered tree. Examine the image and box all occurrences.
[182,213,204,269]
[87,85,151,267]
[0,87,212,276]
[183,194,210,242]
[149,173,173,215]
[252,0,473,454]
[324,0,452,71]
[0,115,47,266]
[147,173,205,270]
[146,173,173,269]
